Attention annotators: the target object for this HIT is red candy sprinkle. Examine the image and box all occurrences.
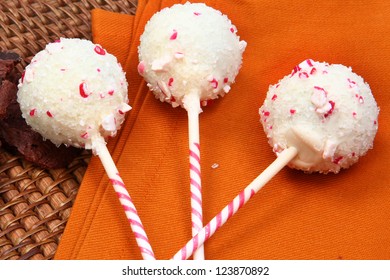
[324,101,335,118]
[290,109,296,115]
[81,132,89,139]
[223,77,229,83]
[310,68,317,75]
[79,82,91,98]
[230,27,235,33]
[299,72,309,79]
[306,59,314,67]
[46,111,53,117]
[210,78,218,89]
[108,90,114,96]
[29,109,36,116]
[290,65,301,77]
[271,94,278,101]
[194,12,201,16]
[263,111,270,117]
[168,77,174,87]
[348,78,357,88]
[94,45,106,55]
[170,30,178,40]
[314,86,326,93]
[294,65,302,72]
[333,156,343,165]
[21,71,25,83]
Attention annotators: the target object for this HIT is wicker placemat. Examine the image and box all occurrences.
[0,0,137,260]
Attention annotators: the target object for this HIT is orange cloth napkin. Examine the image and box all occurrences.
[55,0,390,260]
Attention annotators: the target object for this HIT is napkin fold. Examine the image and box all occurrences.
[55,0,390,260]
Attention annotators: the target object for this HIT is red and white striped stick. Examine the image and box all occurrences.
[183,93,204,260]
[171,147,298,260]
[95,139,155,260]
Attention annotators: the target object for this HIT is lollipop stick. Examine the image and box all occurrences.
[183,93,204,260]
[171,146,298,260]
[94,140,155,260]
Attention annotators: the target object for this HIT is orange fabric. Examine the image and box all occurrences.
[55,0,390,260]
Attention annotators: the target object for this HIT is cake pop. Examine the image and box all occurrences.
[172,59,379,260]
[138,2,246,259]
[260,59,379,173]
[18,38,130,150]
[17,38,155,260]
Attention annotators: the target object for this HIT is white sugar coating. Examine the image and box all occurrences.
[138,2,246,108]
[17,38,131,151]
[260,59,379,174]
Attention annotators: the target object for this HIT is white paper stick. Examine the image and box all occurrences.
[183,93,204,260]
[94,140,155,260]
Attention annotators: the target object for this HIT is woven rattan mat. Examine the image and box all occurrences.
[0,0,137,260]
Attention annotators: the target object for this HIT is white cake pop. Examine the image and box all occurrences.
[17,38,156,260]
[17,38,131,151]
[138,2,246,260]
[172,60,380,260]
[260,59,379,173]
[138,2,246,108]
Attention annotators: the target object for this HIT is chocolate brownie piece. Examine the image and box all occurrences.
[0,51,82,168]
